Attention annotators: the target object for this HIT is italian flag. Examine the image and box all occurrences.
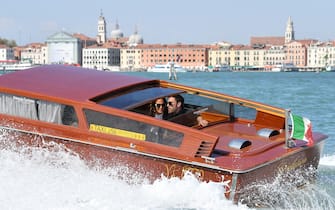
[290,114,313,145]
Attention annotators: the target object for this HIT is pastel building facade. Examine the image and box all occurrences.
[46,31,82,65]
[308,41,335,68]
[264,45,285,66]
[208,42,232,67]
[140,44,209,70]
[120,47,142,70]
[285,39,317,67]
[0,45,14,61]
[228,45,268,70]
[82,45,120,70]
[20,43,48,64]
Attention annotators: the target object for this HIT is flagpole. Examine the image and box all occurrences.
[285,109,289,147]
[285,109,296,148]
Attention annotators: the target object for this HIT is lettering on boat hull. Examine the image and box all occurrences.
[89,124,146,140]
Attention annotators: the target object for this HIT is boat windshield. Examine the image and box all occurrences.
[98,87,182,109]
[95,85,257,127]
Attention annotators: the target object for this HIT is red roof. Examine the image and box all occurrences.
[250,36,285,46]
[0,65,152,102]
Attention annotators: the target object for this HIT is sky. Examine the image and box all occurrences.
[1,0,335,46]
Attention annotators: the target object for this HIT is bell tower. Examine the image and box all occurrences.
[285,16,295,44]
[97,10,107,44]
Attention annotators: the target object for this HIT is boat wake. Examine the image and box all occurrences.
[320,154,335,167]
[238,163,335,209]
[0,133,249,210]
[1,131,334,210]
[241,155,335,210]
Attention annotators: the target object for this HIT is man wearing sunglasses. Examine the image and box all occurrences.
[167,95,185,118]
[167,95,208,127]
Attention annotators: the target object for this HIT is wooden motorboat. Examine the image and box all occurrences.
[0,65,327,204]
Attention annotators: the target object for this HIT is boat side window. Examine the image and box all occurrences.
[0,93,78,127]
[37,101,78,126]
[84,109,184,147]
[0,93,38,120]
[61,105,78,126]
[37,100,63,124]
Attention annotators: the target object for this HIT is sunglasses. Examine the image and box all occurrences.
[155,103,165,108]
[167,101,174,106]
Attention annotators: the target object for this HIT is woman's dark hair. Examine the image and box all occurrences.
[149,98,168,119]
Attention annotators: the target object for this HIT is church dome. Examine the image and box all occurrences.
[128,34,143,44]
[111,22,124,39]
[128,27,143,45]
[111,29,124,39]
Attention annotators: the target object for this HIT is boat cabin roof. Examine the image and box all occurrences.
[0,65,155,102]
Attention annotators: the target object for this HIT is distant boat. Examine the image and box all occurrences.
[0,60,37,71]
[271,64,283,72]
[283,63,299,72]
[325,66,335,72]
[210,65,231,72]
[147,63,187,73]
[271,63,298,72]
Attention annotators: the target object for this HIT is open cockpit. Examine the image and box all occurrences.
[89,81,273,130]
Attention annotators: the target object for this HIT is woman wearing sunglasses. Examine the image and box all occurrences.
[149,98,168,120]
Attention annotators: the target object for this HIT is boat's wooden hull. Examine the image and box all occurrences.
[0,125,324,205]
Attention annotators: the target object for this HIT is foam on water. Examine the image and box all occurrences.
[320,154,335,167]
[1,132,335,210]
[239,166,335,210]
[0,134,250,210]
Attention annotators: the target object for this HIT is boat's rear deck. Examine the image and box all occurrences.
[200,120,288,170]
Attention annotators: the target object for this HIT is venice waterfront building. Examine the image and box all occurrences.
[82,47,120,71]
[46,31,82,65]
[308,41,335,68]
[20,43,48,64]
[5,15,335,71]
[0,46,14,61]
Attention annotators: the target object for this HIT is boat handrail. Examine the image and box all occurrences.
[161,82,286,118]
